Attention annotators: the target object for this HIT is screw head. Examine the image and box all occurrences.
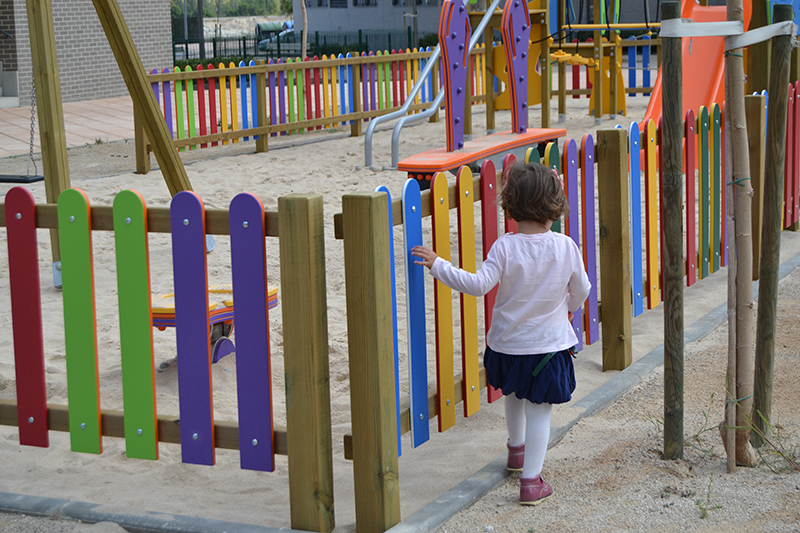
[183,219,189,226]
[243,221,249,228]
[80,423,86,430]
[193,433,199,440]
[69,216,75,223]
[440,198,444,204]
[28,416,34,423]
[412,205,416,213]
[252,439,259,446]
[472,385,475,391]
[446,399,450,406]
[589,155,593,160]
[489,184,493,190]
[15,213,21,220]
[465,191,469,197]
[126,217,132,224]
[137,428,143,435]
[419,413,423,420]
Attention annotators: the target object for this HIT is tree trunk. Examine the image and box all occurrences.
[724,0,758,467]
[300,0,308,60]
[723,64,737,473]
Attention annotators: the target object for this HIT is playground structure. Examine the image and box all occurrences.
[6,85,800,531]
[4,0,800,531]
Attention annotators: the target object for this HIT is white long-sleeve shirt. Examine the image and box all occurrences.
[429,231,592,355]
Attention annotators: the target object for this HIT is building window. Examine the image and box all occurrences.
[331,0,347,7]
[353,0,377,6]
[317,0,328,6]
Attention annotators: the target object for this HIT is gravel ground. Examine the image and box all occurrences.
[437,270,800,533]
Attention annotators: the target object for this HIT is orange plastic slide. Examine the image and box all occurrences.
[642,0,752,125]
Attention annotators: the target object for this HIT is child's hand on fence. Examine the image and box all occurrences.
[412,246,438,269]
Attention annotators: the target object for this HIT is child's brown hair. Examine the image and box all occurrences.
[500,161,568,224]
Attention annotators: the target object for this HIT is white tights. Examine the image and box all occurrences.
[505,395,552,479]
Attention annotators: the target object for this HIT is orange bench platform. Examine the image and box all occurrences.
[398,128,567,184]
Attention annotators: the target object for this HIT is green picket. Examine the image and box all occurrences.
[113,190,159,461]
[712,103,721,272]
[377,51,385,109]
[174,67,186,152]
[699,106,710,279]
[58,189,102,454]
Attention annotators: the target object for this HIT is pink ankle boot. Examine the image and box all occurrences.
[507,441,524,471]
[519,475,552,505]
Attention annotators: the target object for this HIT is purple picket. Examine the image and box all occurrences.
[369,51,377,112]
[563,138,582,351]
[229,193,275,472]
[278,59,287,135]
[170,191,215,466]
[269,60,278,137]
[581,134,599,344]
[150,68,160,109]
[161,67,174,138]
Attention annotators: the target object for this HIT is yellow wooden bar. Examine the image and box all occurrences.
[431,174,456,432]
[405,49,413,114]
[322,55,331,128]
[644,119,660,308]
[413,48,421,111]
[457,168,481,417]
[228,62,239,143]
[218,63,229,145]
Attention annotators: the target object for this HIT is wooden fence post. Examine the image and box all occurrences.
[279,194,335,533]
[661,0,684,461]
[342,192,401,533]
[134,104,150,174]
[430,56,440,123]
[256,60,269,153]
[596,128,632,370]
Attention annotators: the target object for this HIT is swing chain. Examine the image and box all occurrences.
[26,74,38,178]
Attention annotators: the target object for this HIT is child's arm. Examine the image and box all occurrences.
[566,242,592,313]
[412,245,502,296]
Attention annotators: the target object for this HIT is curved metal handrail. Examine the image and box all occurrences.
[363,44,441,169]
[364,0,503,169]
[390,0,503,169]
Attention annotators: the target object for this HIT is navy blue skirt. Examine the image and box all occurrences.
[484,346,576,404]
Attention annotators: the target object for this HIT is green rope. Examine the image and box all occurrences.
[727,393,753,404]
[728,177,752,186]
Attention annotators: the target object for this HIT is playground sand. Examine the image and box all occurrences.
[0,97,799,532]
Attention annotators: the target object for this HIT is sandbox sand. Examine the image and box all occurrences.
[0,95,798,532]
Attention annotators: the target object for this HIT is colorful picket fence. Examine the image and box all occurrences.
[141,46,489,165]
[1,188,335,532]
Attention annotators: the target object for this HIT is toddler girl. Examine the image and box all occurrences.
[412,161,591,505]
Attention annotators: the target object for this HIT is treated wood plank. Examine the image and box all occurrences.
[27,0,71,262]
[342,192,401,533]
[597,129,632,370]
[91,0,192,196]
[279,194,335,533]
[746,95,767,280]
[0,400,288,454]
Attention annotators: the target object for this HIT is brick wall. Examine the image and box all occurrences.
[13,0,172,106]
[0,0,18,71]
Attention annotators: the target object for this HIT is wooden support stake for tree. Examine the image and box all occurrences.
[726,0,758,467]
[746,95,767,280]
[753,4,794,449]
[26,0,71,263]
[661,1,683,460]
[747,0,771,94]
[91,0,193,196]
[724,64,737,474]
